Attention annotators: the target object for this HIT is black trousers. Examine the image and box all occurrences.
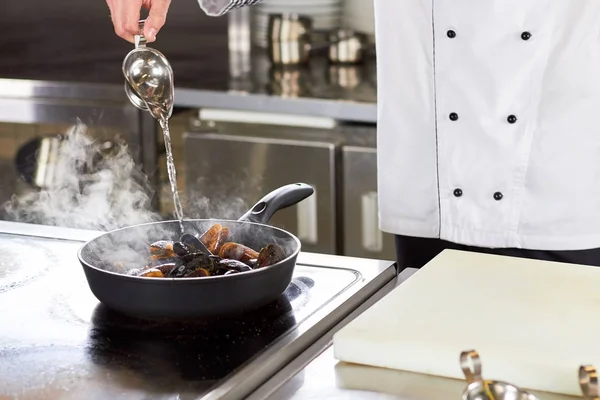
[395,235,600,270]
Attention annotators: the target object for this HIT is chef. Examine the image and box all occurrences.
[107,0,600,268]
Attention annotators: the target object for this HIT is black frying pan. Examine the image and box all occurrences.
[78,183,314,319]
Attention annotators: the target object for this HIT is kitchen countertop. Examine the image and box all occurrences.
[250,266,581,400]
[0,0,378,123]
[260,346,577,400]
[0,220,396,400]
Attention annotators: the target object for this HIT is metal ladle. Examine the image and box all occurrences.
[460,350,540,400]
[122,20,174,121]
[580,365,600,400]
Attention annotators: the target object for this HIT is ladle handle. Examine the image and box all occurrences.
[580,365,600,400]
[135,19,147,48]
[460,350,483,384]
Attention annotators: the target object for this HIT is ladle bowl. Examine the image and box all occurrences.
[124,81,149,112]
[122,20,174,121]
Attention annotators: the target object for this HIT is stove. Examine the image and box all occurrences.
[0,221,396,400]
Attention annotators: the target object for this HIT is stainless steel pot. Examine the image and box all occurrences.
[15,135,116,189]
[328,29,369,64]
[267,14,313,65]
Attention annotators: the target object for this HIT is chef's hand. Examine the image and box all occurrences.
[107,0,171,43]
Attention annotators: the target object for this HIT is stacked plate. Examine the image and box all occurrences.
[251,0,343,48]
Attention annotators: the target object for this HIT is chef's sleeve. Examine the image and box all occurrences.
[197,0,263,16]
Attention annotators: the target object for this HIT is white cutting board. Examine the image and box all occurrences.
[333,249,600,396]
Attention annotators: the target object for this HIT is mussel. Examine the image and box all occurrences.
[154,262,180,275]
[169,254,221,278]
[140,268,164,278]
[132,261,181,278]
[219,242,259,265]
[200,223,230,254]
[149,240,177,259]
[126,229,289,279]
[173,241,198,257]
[180,233,204,251]
[217,259,253,274]
[257,244,286,268]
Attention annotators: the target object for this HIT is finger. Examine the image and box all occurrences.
[114,0,143,43]
[106,0,116,28]
[144,0,171,42]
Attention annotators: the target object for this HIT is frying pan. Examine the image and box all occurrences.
[78,183,314,319]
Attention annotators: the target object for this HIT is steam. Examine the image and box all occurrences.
[183,172,263,221]
[4,123,160,231]
[3,122,300,275]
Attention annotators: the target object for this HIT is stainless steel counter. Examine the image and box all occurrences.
[247,269,417,400]
[0,62,376,126]
[0,0,377,125]
[0,220,397,400]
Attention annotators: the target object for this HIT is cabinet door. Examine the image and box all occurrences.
[183,132,337,255]
[342,146,396,260]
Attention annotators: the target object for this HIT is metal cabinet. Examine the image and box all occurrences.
[342,146,396,261]
[183,130,338,255]
[0,81,159,223]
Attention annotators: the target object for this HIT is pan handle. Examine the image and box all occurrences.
[238,183,315,225]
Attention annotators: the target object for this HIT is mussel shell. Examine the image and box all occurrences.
[180,233,204,251]
[200,223,230,254]
[224,270,239,276]
[149,253,178,261]
[154,262,180,275]
[257,244,286,268]
[173,241,196,257]
[169,254,221,278]
[219,242,259,264]
[150,240,176,257]
[217,259,253,273]
[168,263,191,278]
[139,268,164,278]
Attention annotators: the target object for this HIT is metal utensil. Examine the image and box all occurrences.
[267,13,313,65]
[580,365,600,400]
[124,81,148,111]
[460,350,540,400]
[122,19,174,121]
[328,29,368,64]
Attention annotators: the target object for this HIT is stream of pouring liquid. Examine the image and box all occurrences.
[159,118,185,233]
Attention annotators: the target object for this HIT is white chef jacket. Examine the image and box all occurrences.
[201,0,600,251]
